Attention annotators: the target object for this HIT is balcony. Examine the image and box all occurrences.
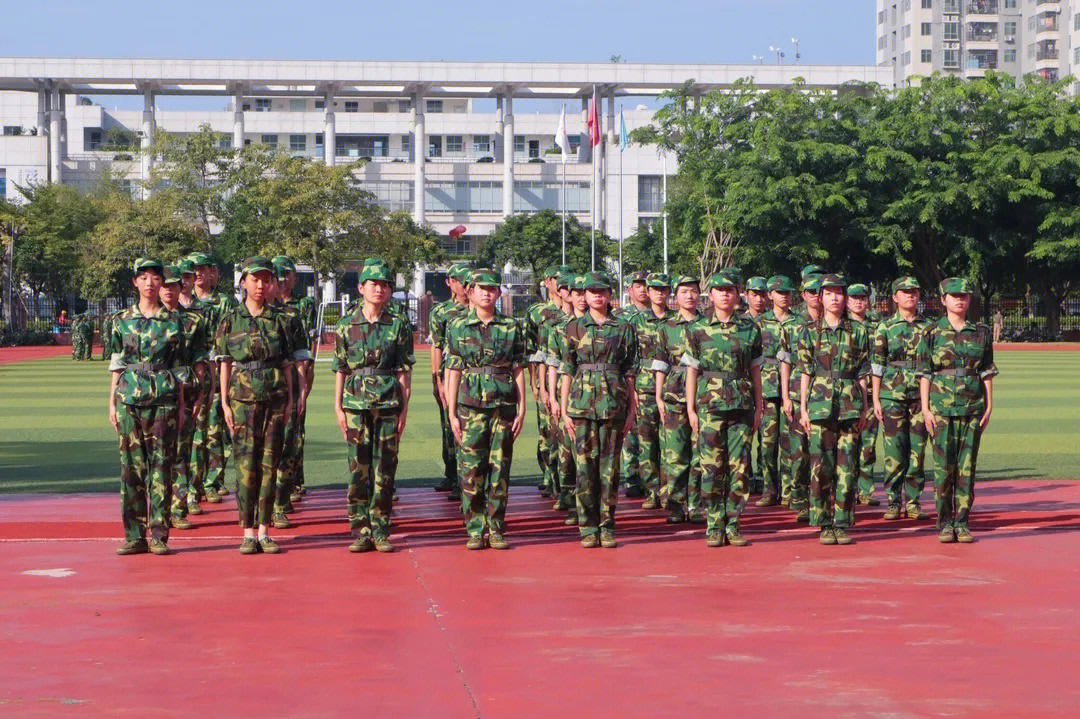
[1035,12,1060,33]
[965,50,998,70]
[942,0,959,12]
[965,0,998,14]
[1036,46,1060,61]
[966,23,998,42]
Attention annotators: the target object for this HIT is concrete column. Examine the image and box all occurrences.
[232,92,244,151]
[48,88,62,184]
[140,91,156,197]
[579,98,590,163]
[59,92,68,157]
[502,94,514,217]
[36,90,47,139]
[494,97,504,161]
[323,277,337,302]
[413,91,425,224]
[324,91,336,166]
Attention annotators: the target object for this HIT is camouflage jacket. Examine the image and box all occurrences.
[107,305,187,407]
[778,309,820,402]
[331,306,415,411]
[214,303,301,404]
[177,306,211,392]
[652,312,700,406]
[445,309,525,409]
[628,308,675,399]
[274,300,315,364]
[429,299,469,371]
[754,309,792,400]
[525,300,561,364]
[915,316,998,417]
[796,317,871,422]
[285,294,318,344]
[192,289,238,350]
[871,312,933,403]
[544,308,578,376]
[681,314,763,414]
[558,312,637,421]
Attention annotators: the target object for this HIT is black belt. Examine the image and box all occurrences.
[350,367,392,377]
[761,357,781,366]
[127,363,167,372]
[234,360,275,371]
[579,363,618,372]
[889,360,916,369]
[464,366,512,377]
[818,369,859,380]
[702,370,742,381]
[669,365,687,374]
[936,368,975,377]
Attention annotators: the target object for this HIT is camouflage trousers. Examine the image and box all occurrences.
[808,418,860,528]
[536,399,555,491]
[189,391,210,499]
[457,404,516,538]
[170,395,200,519]
[698,408,751,535]
[781,401,810,509]
[117,403,178,542]
[275,367,303,513]
[294,399,308,490]
[880,398,928,509]
[856,404,879,499]
[205,382,232,492]
[660,400,701,512]
[553,410,577,505]
[619,410,641,491]
[633,394,663,499]
[71,334,84,360]
[758,397,785,499]
[571,416,625,537]
[345,408,400,539]
[231,397,286,529]
[435,390,459,485]
[929,415,982,531]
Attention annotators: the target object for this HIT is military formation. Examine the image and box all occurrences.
[105,254,997,555]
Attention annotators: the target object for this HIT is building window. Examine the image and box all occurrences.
[399,99,412,113]
[472,135,491,153]
[922,0,932,8]
[1028,43,1035,58]
[922,49,933,62]
[902,0,911,12]
[0,169,6,199]
[638,216,658,231]
[261,134,278,147]
[943,22,959,41]
[903,51,912,65]
[345,101,359,113]
[428,137,441,158]
[373,102,388,113]
[290,134,306,151]
[1074,47,1080,64]
[425,100,443,113]
[903,24,910,39]
[290,99,306,112]
[1004,0,1016,8]
[1028,16,1035,31]
[446,135,463,153]
[1075,12,1080,31]
[921,22,931,35]
[218,135,231,149]
[513,135,525,153]
[401,135,411,155]
[878,9,885,23]
[1004,21,1016,36]
[3,126,21,136]
[638,176,663,213]
[255,98,272,112]
[1003,48,1016,62]
[315,99,325,110]
[943,48,960,67]
[315,134,323,146]
[568,134,581,153]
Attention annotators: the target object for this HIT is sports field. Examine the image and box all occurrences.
[2,349,1078,494]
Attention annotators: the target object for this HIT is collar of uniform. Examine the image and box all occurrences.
[673,312,698,325]
[237,301,275,319]
[464,308,505,326]
[936,315,976,333]
[350,306,393,325]
[126,304,173,321]
[580,311,614,327]
[707,312,740,327]
[819,316,852,332]
[890,311,924,325]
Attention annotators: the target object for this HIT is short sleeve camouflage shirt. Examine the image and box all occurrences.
[331,307,415,411]
[871,312,933,402]
[107,305,187,407]
[915,316,998,417]
[796,317,871,422]
[681,314,763,413]
[559,312,637,421]
[445,309,525,408]
[214,303,297,403]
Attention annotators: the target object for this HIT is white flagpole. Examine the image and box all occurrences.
[557,103,568,265]
[590,86,597,272]
[662,152,668,274]
[618,107,624,303]
[562,161,567,265]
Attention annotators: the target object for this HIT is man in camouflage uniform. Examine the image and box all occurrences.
[70,313,85,360]
[331,262,415,553]
[796,274,871,545]
[524,267,563,499]
[654,275,705,523]
[191,252,238,503]
[872,276,934,521]
[276,255,317,500]
[545,272,584,523]
[743,276,769,494]
[682,270,764,546]
[847,283,882,507]
[559,272,637,548]
[445,268,526,550]
[100,311,115,360]
[754,275,797,506]
[616,270,650,497]
[916,277,997,543]
[159,265,209,531]
[107,258,187,556]
[428,264,470,496]
[176,259,209,515]
[80,312,95,359]
[778,269,825,520]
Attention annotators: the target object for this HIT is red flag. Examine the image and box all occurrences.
[587,94,602,147]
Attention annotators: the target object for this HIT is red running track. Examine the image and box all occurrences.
[2,481,1078,718]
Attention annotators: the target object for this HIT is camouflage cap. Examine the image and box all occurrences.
[802,275,823,292]
[768,275,796,293]
[177,258,195,276]
[847,283,869,297]
[556,273,572,290]
[801,264,827,279]
[671,275,699,291]
[582,272,612,291]
[939,277,973,295]
[745,276,768,292]
[627,270,650,285]
[272,255,296,275]
[470,268,501,287]
[358,263,393,284]
[459,268,476,286]
[364,256,388,267]
[569,274,587,291]
[542,266,561,280]
[706,270,739,290]
[188,252,214,268]
[646,272,671,289]
[133,257,164,275]
[818,273,847,290]
[239,256,275,276]
[891,276,921,293]
[161,265,183,285]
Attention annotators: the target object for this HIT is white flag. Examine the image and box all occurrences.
[556,104,570,163]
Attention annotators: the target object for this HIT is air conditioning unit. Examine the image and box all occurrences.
[1005,35,1015,43]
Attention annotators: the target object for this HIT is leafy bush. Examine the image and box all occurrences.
[0,321,57,346]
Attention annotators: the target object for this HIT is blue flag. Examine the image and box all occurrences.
[619,109,629,151]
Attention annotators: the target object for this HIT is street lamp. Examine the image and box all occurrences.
[792,37,801,63]
[769,46,786,64]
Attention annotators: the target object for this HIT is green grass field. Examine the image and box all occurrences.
[1,350,1077,493]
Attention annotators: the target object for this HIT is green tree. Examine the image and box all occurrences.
[477,209,613,281]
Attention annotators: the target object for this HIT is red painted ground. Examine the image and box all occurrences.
[2,482,1078,718]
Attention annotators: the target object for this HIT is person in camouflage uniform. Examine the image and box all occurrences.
[70,313,84,360]
[524,267,563,499]
[654,275,704,524]
[872,276,934,520]
[445,268,526,550]
[216,256,303,555]
[100,311,115,360]
[682,270,763,547]
[176,259,209,515]
[778,269,825,520]
[743,276,769,494]
[917,277,997,544]
[191,252,238,503]
[753,275,796,507]
[269,257,315,529]
[545,272,584,524]
[276,255,317,501]
[332,262,415,553]
[428,264,471,497]
[107,258,187,556]
[616,270,650,498]
[847,283,882,507]
[159,265,209,531]
[558,272,637,548]
[79,312,95,359]
[797,274,871,545]
[629,273,674,515]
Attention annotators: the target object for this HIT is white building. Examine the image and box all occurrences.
[0,57,891,297]
[876,0,1080,90]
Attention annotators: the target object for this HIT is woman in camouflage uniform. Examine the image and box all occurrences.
[216,257,302,555]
